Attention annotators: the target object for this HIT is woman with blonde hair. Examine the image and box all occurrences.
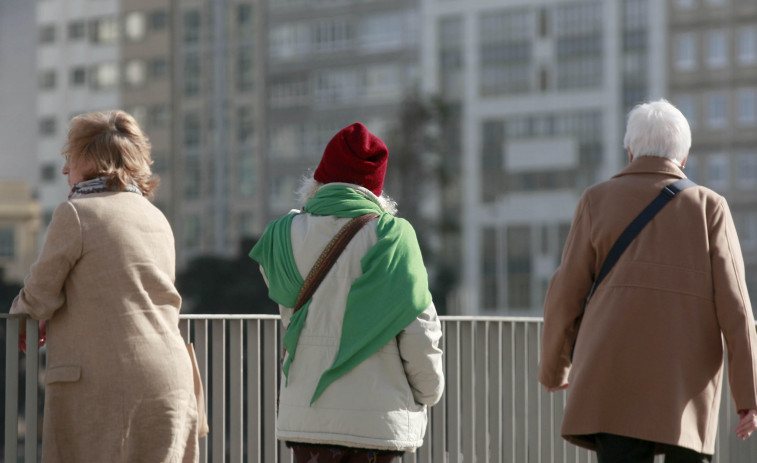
[10,110,199,462]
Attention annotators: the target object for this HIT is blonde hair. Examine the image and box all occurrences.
[65,110,158,198]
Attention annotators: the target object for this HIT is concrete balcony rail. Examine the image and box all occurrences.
[3,314,757,463]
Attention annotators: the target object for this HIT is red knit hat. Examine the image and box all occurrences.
[313,122,388,196]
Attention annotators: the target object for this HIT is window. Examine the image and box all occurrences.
[507,226,532,309]
[184,157,202,200]
[737,27,757,65]
[685,156,699,183]
[237,46,254,92]
[70,67,87,86]
[148,58,168,79]
[68,21,86,40]
[183,215,202,250]
[706,30,728,68]
[707,153,730,191]
[676,95,698,129]
[238,4,254,40]
[149,10,168,31]
[39,117,57,136]
[738,89,757,125]
[124,12,146,42]
[739,212,757,250]
[706,92,728,128]
[124,59,147,87]
[90,17,119,44]
[184,11,201,44]
[183,113,201,147]
[737,153,757,189]
[237,149,256,198]
[479,9,535,95]
[41,163,57,182]
[313,19,353,53]
[554,3,603,90]
[674,33,697,71]
[359,12,415,52]
[90,62,119,90]
[439,16,463,98]
[184,54,201,97]
[39,70,56,90]
[148,105,170,129]
[0,229,14,258]
[39,24,56,44]
[238,107,254,144]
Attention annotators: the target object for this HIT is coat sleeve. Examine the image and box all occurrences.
[397,303,444,406]
[709,198,757,412]
[538,193,596,388]
[10,201,82,320]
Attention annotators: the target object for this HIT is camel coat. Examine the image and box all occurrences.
[539,156,757,455]
[11,192,198,463]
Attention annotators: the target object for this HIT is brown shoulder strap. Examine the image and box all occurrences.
[292,213,379,313]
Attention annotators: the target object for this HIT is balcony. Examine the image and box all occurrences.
[3,314,757,463]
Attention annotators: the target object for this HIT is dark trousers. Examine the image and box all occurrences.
[289,443,403,463]
[595,433,712,463]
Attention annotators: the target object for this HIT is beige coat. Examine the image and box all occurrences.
[11,192,198,463]
[539,156,757,455]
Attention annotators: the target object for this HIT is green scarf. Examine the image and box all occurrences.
[250,184,432,404]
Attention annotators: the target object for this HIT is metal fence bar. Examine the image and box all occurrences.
[5,315,757,462]
[4,316,19,463]
[24,318,40,462]
[247,319,261,463]
[262,319,279,462]
[194,319,210,463]
[229,320,244,463]
[211,319,226,462]
[431,320,447,462]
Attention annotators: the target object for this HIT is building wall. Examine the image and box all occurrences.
[0,0,38,186]
[0,181,41,284]
[424,0,665,315]
[668,0,757,303]
[36,0,122,225]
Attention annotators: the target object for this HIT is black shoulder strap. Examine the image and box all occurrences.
[585,178,697,304]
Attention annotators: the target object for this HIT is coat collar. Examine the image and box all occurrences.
[612,155,686,180]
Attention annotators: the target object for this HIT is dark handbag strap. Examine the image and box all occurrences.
[292,213,380,314]
[585,177,697,304]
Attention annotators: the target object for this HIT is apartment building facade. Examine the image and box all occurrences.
[668,0,757,294]
[422,0,667,315]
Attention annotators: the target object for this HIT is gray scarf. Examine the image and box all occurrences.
[69,176,143,199]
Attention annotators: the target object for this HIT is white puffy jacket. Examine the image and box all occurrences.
[268,211,444,452]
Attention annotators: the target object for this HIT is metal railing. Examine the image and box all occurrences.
[3,314,757,462]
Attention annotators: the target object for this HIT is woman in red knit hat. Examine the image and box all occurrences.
[251,122,444,463]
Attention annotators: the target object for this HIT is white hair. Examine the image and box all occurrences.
[296,174,398,215]
[623,99,691,167]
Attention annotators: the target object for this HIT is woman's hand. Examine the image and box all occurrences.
[18,320,46,353]
[736,409,757,440]
[544,382,570,392]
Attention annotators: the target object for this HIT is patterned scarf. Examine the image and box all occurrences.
[69,176,142,199]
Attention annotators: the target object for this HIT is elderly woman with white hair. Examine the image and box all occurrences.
[539,99,757,462]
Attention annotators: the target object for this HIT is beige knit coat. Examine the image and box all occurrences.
[11,192,198,463]
[539,156,757,455]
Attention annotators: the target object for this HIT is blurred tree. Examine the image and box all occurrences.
[176,237,277,314]
[384,92,462,315]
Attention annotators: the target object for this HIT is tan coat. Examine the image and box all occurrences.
[11,192,198,463]
[539,156,757,455]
